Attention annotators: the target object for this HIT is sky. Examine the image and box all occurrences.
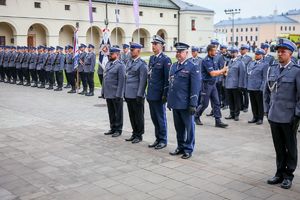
[184,0,300,23]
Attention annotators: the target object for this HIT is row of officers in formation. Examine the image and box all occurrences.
[1,35,299,190]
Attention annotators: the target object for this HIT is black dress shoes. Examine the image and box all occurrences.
[148,140,159,148]
[215,121,228,128]
[169,148,184,156]
[256,120,263,125]
[104,130,114,135]
[155,143,167,150]
[132,137,142,144]
[67,89,76,94]
[206,111,214,117]
[46,86,53,90]
[112,131,122,137]
[85,92,94,96]
[54,87,62,91]
[79,90,87,95]
[195,118,203,125]
[267,176,283,185]
[181,152,192,159]
[225,115,234,120]
[234,116,239,121]
[248,118,257,123]
[125,135,135,142]
[281,179,292,189]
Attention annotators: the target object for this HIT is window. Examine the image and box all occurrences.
[241,28,243,32]
[191,19,196,31]
[92,7,96,12]
[231,28,233,33]
[256,27,258,31]
[160,13,163,18]
[236,36,238,42]
[34,2,41,8]
[245,28,248,32]
[245,36,248,41]
[241,36,243,41]
[65,5,70,10]
[255,36,258,41]
[0,36,5,45]
[250,36,253,41]
[139,11,143,16]
[236,28,238,32]
[0,0,6,5]
[226,29,227,33]
[285,26,287,31]
[230,37,233,42]
[293,26,295,31]
[250,28,253,32]
[289,26,291,31]
[174,14,177,18]
[281,26,283,31]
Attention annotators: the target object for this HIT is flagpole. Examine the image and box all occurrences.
[116,0,118,45]
[91,24,93,44]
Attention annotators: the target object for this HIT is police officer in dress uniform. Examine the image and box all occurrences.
[53,46,65,91]
[0,46,4,82]
[168,42,201,159]
[84,44,96,96]
[102,46,126,137]
[124,43,148,144]
[29,47,38,87]
[246,48,268,125]
[45,47,55,90]
[261,43,275,66]
[36,46,45,88]
[194,44,228,128]
[78,44,88,95]
[8,46,17,84]
[120,44,131,65]
[65,45,76,93]
[218,44,230,109]
[15,46,23,85]
[3,46,11,83]
[224,47,246,121]
[239,44,252,112]
[147,35,172,150]
[22,46,31,86]
[189,46,202,107]
[264,38,300,189]
[64,45,71,89]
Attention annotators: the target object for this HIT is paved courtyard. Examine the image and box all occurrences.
[0,82,299,200]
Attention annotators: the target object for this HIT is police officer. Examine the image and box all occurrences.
[195,44,228,128]
[261,43,275,66]
[15,46,23,85]
[64,45,71,89]
[101,46,126,137]
[123,43,148,144]
[168,42,201,159]
[3,46,11,83]
[8,46,17,84]
[98,45,109,89]
[84,44,96,96]
[224,47,246,121]
[239,44,252,112]
[218,44,230,109]
[120,44,131,65]
[29,47,38,87]
[53,46,65,91]
[22,47,31,86]
[64,45,75,93]
[264,38,300,189]
[189,46,202,107]
[36,46,46,88]
[0,46,4,82]
[147,35,172,149]
[246,49,268,125]
[45,47,55,90]
[78,44,87,95]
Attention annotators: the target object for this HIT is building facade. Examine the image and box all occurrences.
[214,9,300,47]
[0,0,214,52]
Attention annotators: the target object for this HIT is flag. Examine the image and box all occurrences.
[88,0,93,24]
[73,28,80,69]
[133,0,139,28]
[99,29,111,71]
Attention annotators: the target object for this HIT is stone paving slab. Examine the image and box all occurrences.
[0,82,299,200]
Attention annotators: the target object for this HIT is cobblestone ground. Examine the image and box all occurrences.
[0,82,299,200]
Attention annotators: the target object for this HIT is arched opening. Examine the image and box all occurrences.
[86,26,102,53]
[132,28,150,51]
[111,27,125,47]
[0,22,16,45]
[157,29,168,51]
[59,25,75,47]
[27,23,48,47]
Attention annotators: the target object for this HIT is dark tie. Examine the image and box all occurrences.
[280,67,284,73]
[154,56,157,62]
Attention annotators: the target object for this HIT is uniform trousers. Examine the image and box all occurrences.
[106,98,123,133]
[227,88,241,117]
[126,98,145,138]
[249,90,264,120]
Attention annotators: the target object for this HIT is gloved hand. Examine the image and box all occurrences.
[189,106,196,115]
[162,96,167,104]
[137,96,144,104]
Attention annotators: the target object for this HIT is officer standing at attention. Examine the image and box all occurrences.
[124,43,148,144]
[147,35,172,150]
[53,46,65,91]
[194,44,228,128]
[3,46,11,83]
[246,49,268,125]
[101,46,126,138]
[29,47,38,87]
[22,46,31,86]
[167,42,201,159]
[120,44,131,65]
[15,46,23,85]
[224,47,246,121]
[264,38,300,189]
[0,46,4,82]
[239,44,252,112]
[64,46,71,89]
[65,45,76,93]
[189,46,202,107]
[8,46,17,84]
[36,46,46,88]
[78,44,87,95]
[46,47,55,90]
[84,44,96,96]
[261,43,275,66]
